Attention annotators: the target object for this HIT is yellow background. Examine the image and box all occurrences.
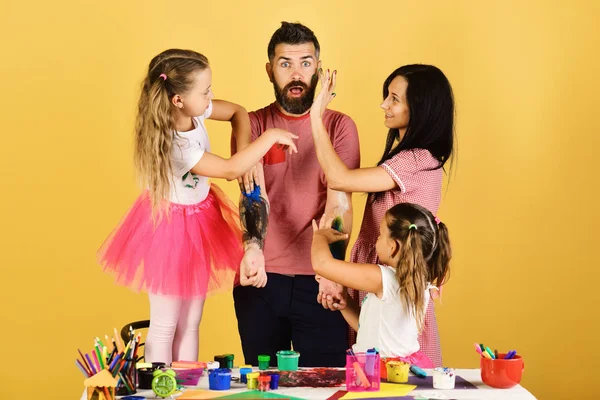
[1,0,598,398]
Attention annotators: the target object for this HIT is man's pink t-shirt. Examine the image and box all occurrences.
[249,103,360,276]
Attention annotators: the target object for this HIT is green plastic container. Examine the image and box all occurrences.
[223,354,234,368]
[258,354,270,370]
[276,350,300,371]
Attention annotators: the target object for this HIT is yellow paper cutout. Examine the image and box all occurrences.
[341,382,417,399]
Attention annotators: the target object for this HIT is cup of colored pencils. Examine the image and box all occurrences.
[75,327,142,396]
[84,370,117,400]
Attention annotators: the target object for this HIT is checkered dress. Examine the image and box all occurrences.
[348,149,444,367]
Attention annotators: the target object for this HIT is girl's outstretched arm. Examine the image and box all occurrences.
[310,220,384,297]
[318,288,360,331]
[340,294,360,332]
[190,129,297,180]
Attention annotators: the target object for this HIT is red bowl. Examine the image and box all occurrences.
[480,353,524,388]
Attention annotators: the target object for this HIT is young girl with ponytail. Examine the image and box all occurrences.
[311,202,451,367]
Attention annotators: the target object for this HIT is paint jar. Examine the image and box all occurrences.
[257,375,271,391]
[239,367,253,384]
[208,368,232,390]
[379,357,401,381]
[345,352,380,392]
[386,360,410,383]
[214,354,234,369]
[269,373,280,389]
[206,361,220,370]
[258,354,271,370]
[213,355,226,368]
[137,362,163,389]
[481,354,524,389]
[276,350,300,371]
[433,367,456,389]
[246,372,260,389]
[224,354,234,368]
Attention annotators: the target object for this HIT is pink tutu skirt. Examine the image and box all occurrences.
[398,350,434,368]
[98,184,243,298]
[381,351,434,372]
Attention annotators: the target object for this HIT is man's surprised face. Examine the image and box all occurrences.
[269,43,319,115]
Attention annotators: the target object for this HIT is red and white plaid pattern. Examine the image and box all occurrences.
[348,149,444,367]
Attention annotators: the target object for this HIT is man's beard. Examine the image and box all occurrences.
[273,77,317,115]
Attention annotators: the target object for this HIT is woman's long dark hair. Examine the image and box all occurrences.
[373,65,455,200]
[378,64,455,167]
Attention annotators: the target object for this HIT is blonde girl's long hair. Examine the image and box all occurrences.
[134,49,209,217]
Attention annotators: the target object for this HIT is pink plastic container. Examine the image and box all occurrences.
[345,353,380,392]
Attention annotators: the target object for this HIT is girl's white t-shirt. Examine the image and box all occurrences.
[353,264,432,358]
[169,101,212,205]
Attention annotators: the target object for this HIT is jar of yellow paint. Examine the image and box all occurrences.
[246,372,260,389]
[386,360,410,383]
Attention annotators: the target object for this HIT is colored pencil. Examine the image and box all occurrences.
[111,336,118,353]
[92,349,102,371]
[95,344,105,370]
[102,346,108,366]
[75,360,90,377]
[78,349,92,374]
[95,337,105,349]
[109,353,122,371]
[132,333,141,361]
[114,327,122,352]
[85,353,97,374]
[105,335,114,352]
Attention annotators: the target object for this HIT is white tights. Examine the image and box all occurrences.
[144,294,205,363]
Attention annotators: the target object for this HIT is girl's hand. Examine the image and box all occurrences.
[265,128,299,154]
[238,165,259,194]
[311,218,348,244]
[313,214,335,230]
[317,280,347,311]
[310,68,337,120]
